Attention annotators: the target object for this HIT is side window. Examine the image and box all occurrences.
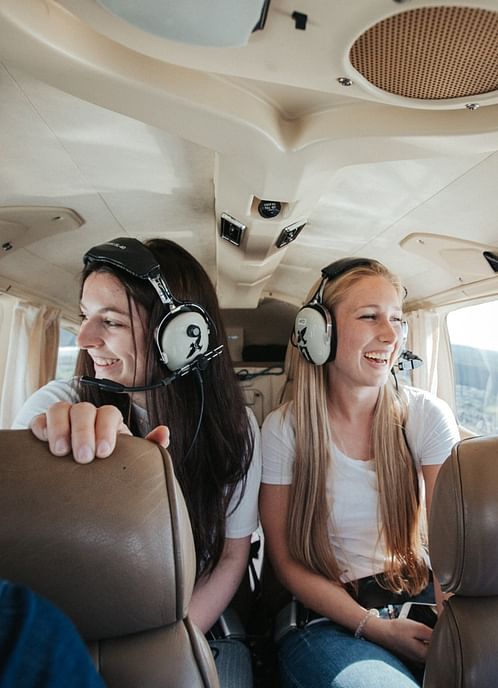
[447,302,498,435]
[56,326,79,379]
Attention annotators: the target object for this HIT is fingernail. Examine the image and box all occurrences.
[96,440,111,458]
[41,427,48,441]
[76,445,94,464]
[54,439,69,455]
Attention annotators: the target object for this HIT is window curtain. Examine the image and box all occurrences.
[405,308,441,395]
[0,297,60,428]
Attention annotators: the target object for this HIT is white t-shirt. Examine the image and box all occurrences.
[13,378,261,539]
[262,386,460,582]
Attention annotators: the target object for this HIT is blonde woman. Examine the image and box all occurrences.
[260,258,459,688]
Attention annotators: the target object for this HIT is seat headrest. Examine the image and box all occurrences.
[0,430,196,640]
[429,434,498,596]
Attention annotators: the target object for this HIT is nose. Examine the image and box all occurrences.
[378,317,398,344]
[76,318,103,350]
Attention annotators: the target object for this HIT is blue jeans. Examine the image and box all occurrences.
[278,621,421,688]
[209,638,253,688]
[0,580,105,688]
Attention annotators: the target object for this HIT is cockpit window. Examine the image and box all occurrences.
[447,301,498,435]
[56,327,79,379]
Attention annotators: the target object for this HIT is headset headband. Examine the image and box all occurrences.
[321,257,376,281]
[308,257,377,306]
[84,237,176,306]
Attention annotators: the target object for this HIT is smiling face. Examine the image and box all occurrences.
[76,271,147,390]
[330,274,404,390]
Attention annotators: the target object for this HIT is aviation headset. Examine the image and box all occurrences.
[293,257,408,366]
[83,236,216,373]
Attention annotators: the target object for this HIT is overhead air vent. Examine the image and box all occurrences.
[275,221,306,249]
[349,6,498,101]
[220,213,246,247]
[483,251,498,273]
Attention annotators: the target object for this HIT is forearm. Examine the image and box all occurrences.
[270,543,370,634]
[189,535,251,633]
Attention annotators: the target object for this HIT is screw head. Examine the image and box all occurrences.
[465,103,480,111]
[337,77,353,87]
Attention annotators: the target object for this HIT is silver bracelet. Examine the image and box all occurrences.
[354,608,380,639]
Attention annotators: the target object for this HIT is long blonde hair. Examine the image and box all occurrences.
[288,260,428,595]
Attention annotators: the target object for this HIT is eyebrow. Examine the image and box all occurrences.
[79,304,131,318]
[353,304,403,312]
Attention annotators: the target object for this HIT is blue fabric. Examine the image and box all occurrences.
[277,581,434,687]
[209,638,253,688]
[0,580,105,688]
[278,621,421,688]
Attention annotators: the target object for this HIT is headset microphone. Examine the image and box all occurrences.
[80,375,176,394]
[80,346,223,393]
[394,350,424,371]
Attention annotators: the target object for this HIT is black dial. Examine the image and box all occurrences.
[258,200,281,219]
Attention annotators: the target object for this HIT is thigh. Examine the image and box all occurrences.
[278,622,421,688]
[208,638,253,688]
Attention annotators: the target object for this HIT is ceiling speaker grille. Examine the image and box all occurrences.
[350,6,498,100]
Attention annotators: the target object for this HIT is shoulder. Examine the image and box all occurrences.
[403,386,455,421]
[245,406,262,470]
[12,379,80,429]
[261,402,296,484]
[246,405,260,435]
[224,406,262,538]
[403,386,460,466]
[262,401,294,438]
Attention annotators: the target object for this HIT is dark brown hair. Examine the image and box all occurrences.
[75,238,254,578]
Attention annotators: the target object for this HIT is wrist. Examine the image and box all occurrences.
[361,613,390,644]
[354,608,380,639]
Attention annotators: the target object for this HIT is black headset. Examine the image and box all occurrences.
[83,236,217,374]
[293,257,408,366]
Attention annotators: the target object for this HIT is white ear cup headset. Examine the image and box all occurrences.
[294,257,398,366]
[83,237,214,372]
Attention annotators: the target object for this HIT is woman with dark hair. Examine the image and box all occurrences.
[13,237,261,688]
[260,258,460,688]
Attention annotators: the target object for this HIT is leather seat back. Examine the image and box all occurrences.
[424,434,498,688]
[0,430,219,688]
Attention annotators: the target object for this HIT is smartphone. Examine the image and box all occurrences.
[399,602,438,628]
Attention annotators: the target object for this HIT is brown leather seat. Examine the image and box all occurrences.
[0,430,219,688]
[424,434,498,688]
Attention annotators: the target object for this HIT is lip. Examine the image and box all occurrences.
[363,351,392,366]
[91,356,121,374]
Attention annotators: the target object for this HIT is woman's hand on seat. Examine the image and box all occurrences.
[30,401,131,464]
[31,401,170,463]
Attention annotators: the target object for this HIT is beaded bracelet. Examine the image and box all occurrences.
[354,608,380,639]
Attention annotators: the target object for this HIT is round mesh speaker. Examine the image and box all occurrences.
[349,6,498,100]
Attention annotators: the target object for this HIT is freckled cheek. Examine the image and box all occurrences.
[336,332,361,357]
[133,335,148,383]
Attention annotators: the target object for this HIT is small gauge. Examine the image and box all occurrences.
[258,200,282,219]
